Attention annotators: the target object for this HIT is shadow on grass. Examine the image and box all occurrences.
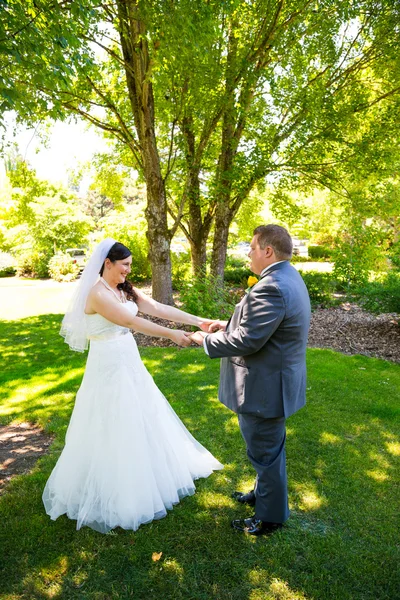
[0,316,399,599]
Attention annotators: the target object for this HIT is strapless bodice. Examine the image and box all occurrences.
[85,301,138,340]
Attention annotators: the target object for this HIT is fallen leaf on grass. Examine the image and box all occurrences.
[152,552,163,562]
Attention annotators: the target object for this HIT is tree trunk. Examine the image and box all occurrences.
[189,237,208,277]
[181,114,214,277]
[210,202,232,280]
[116,0,173,304]
[144,174,173,304]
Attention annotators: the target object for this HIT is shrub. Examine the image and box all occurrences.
[171,251,191,289]
[291,255,318,263]
[179,273,240,320]
[308,245,333,260]
[0,252,17,277]
[353,272,400,314]
[332,225,386,289]
[224,255,252,285]
[388,240,400,271]
[48,253,80,282]
[299,270,339,307]
[16,251,49,278]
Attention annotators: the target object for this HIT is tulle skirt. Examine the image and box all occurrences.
[42,333,223,533]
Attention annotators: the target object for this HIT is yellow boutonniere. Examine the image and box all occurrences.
[245,276,259,293]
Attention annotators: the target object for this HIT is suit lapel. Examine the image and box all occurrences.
[226,262,289,332]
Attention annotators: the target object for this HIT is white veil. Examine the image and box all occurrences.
[60,238,116,352]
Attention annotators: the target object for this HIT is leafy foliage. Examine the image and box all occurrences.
[0,157,93,275]
[299,271,339,308]
[388,240,400,271]
[353,272,400,314]
[223,255,252,285]
[48,253,80,282]
[3,0,400,290]
[15,249,49,278]
[98,206,151,282]
[332,222,387,289]
[178,273,240,320]
[308,245,334,260]
[171,251,191,289]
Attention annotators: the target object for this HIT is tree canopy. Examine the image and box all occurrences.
[1,1,400,298]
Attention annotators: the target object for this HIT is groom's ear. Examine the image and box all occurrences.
[264,245,274,258]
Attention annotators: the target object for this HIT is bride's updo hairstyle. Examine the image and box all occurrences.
[100,242,138,302]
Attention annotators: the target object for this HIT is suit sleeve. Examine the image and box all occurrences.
[204,283,285,358]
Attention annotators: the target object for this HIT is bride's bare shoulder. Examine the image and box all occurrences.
[85,281,109,313]
[87,281,104,299]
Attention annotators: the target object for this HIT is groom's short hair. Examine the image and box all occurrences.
[253,225,293,260]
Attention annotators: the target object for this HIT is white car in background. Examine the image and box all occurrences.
[292,239,309,257]
[66,248,87,271]
[231,242,251,257]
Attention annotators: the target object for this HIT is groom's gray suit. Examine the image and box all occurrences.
[205,260,311,523]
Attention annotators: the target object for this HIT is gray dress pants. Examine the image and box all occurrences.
[238,414,289,523]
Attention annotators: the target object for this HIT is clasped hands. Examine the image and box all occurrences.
[172,319,226,348]
[190,319,227,346]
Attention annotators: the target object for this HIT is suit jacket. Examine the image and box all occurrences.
[204,261,311,419]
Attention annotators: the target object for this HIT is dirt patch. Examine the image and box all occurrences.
[0,422,54,495]
[1,300,398,495]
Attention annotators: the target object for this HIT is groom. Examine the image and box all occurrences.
[192,225,311,535]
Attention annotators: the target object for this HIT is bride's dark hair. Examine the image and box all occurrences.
[99,242,138,302]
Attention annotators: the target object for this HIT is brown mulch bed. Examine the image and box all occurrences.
[1,298,398,495]
[135,298,400,364]
[308,302,400,363]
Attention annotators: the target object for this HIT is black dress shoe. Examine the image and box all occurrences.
[231,490,256,506]
[231,515,282,536]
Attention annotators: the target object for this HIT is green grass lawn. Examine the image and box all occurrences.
[0,314,399,600]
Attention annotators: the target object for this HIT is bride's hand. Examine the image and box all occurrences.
[169,330,192,347]
[198,319,215,332]
[189,331,206,346]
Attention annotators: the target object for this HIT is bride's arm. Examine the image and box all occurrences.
[133,287,213,330]
[87,288,191,346]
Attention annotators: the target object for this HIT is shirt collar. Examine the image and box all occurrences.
[260,261,286,278]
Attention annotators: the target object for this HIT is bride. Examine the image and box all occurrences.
[42,239,223,533]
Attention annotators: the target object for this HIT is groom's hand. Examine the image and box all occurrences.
[198,319,227,332]
[190,331,207,346]
[208,320,228,332]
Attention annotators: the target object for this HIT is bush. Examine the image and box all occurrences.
[291,255,319,263]
[388,240,400,271]
[332,225,386,289]
[224,255,252,285]
[353,272,400,314]
[16,251,49,278]
[308,245,334,260]
[178,273,240,320]
[299,270,339,307]
[48,253,80,282]
[171,251,192,289]
[0,252,17,277]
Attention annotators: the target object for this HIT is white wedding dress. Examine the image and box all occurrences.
[43,301,223,533]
